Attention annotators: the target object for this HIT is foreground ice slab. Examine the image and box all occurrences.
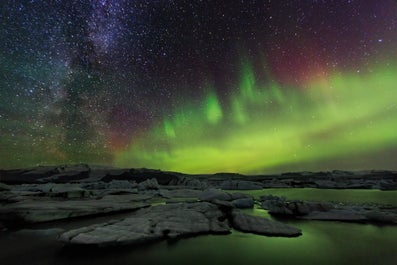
[59,202,303,247]
[59,202,230,247]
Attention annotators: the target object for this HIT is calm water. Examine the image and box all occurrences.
[1,189,396,265]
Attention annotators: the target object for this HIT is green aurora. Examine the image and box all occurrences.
[114,60,397,174]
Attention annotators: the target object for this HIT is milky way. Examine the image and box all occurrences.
[1,1,397,173]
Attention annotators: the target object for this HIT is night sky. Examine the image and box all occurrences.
[1,0,397,173]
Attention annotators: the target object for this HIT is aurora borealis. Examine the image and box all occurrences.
[1,1,397,173]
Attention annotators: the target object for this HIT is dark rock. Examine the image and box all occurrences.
[314,180,338,189]
[332,170,355,176]
[101,168,181,185]
[82,180,138,191]
[211,199,235,209]
[81,181,108,190]
[231,210,302,237]
[161,189,202,198]
[171,177,208,189]
[220,180,263,190]
[0,191,21,203]
[365,211,397,223]
[263,179,291,188]
[107,180,137,190]
[229,192,252,200]
[0,165,95,184]
[12,183,92,198]
[0,166,57,184]
[137,178,160,191]
[0,183,11,191]
[261,195,333,216]
[199,188,232,201]
[295,202,310,215]
[346,180,373,189]
[232,198,254,209]
[42,172,89,183]
[87,167,131,182]
[266,204,294,215]
[379,180,397,191]
[302,210,367,222]
[40,164,90,183]
[310,202,334,211]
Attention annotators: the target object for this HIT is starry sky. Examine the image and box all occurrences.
[1,0,397,174]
